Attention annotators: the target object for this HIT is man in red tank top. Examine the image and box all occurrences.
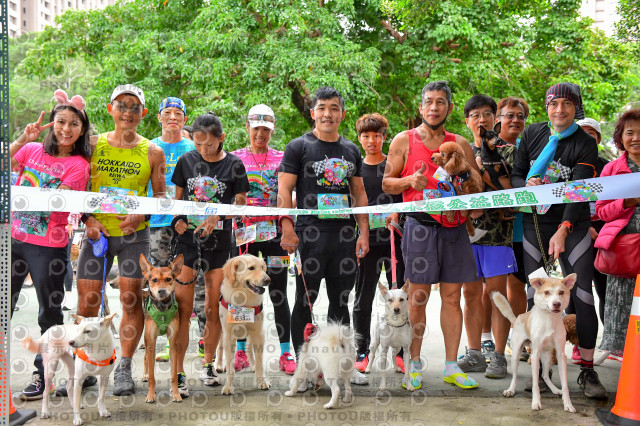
[383,81,481,390]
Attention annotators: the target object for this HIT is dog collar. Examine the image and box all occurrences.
[219,296,263,315]
[74,348,116,367]
[145,294,178,336]
[452,171,471,185]
[387,319,409,328]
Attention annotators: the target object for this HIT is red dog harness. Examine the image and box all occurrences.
[74,348,117,367]
[219,296,263,315]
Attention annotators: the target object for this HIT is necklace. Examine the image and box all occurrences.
[248,146,268,169]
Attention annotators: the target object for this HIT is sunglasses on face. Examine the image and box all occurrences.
[248,114,275,123]
[113,101,144,114]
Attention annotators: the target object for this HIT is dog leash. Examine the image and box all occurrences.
[169,217,202,286]
[389,221,403,290]
[294,250,317,341]
[532,210,556,275]
[88,233,108,316]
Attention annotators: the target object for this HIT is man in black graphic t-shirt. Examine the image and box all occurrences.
[278,86,370,386]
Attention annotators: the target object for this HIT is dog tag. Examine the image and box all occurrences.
[267,256,290,268]
[228,304,255,323]
[432,167,450,181]
[255,220,277,242]
[235,225,256,246]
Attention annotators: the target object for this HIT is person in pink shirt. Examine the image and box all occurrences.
[231,104,296,374]
[10,90,91,400]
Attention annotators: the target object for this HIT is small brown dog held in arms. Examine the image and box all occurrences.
[431,141,484,232]
[139,253,184,404]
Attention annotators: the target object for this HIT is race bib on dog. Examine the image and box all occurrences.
[432,166,450,181]
[235,225,256,246]
[267,255,290,268]
[227,304,255,323]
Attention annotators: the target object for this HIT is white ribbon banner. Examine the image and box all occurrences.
[10,173,640,216]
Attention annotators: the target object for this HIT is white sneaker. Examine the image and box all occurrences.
[351,369,369,385]
[62,291,74,311]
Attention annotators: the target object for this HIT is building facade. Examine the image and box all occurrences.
[7,0,116,37]
[580,0,620,36]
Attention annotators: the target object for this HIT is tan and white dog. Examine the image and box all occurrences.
[218,254,271,394]
[491,273,577,412]
[23,313,118,425]
[365,280,413,391]
[285,322,358,409]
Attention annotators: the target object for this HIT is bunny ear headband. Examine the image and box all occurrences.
[54,89,86,112]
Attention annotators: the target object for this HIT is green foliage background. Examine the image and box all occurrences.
[12,0,640,155]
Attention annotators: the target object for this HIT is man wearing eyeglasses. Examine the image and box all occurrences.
[76,84,166,396]
[457,95,519,381]
[496,97,530,363]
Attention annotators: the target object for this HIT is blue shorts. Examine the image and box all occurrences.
[472,245,517,279]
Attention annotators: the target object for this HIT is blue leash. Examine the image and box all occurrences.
[89,233,108,316]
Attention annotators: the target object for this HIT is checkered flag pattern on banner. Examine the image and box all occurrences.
[551,181,605,198]
[87,195,140,211]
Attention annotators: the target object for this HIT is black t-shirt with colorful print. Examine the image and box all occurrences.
[172,150,249,234]
[279,132,362,232]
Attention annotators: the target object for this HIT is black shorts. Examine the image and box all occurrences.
[176,229,231,272]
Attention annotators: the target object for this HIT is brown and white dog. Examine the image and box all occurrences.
[492,273,577,412]
[139,254,184,403]
[218,254,271,394]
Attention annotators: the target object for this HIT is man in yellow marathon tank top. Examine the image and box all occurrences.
[75,84,166,396]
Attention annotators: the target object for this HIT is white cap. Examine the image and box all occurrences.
[111,84,145,107]
[247,104,275,130]
[576,118,601,136]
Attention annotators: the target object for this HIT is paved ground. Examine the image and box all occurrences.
[9,273,620,425]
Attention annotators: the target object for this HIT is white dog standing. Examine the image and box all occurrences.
[491,273,577,413]
[365,280,413,391]
[285,322,358,409]
[23,312,118,425]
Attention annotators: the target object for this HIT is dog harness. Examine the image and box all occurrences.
[74,348,117,367]
[451,170,471,185]
[219,296,263,315]
[145,294,179,336]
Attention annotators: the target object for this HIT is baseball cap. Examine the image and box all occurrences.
[576,118,601,136]
[158,97,186,115]
[247,104,275,130]
[111,84,145,107]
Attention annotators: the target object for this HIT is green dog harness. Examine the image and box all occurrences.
[145,294,178,336]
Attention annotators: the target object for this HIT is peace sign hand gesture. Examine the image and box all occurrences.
[23,111,54,143]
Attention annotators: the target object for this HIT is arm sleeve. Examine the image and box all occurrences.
[278,139,302,175]
[510,128,530,188]
[562,136,598,224]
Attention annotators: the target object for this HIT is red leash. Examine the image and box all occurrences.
[389,221,403,289]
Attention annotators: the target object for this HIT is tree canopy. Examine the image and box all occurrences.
[17,0,638,151]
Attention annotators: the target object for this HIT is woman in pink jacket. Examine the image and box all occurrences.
[594,109,640,361]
